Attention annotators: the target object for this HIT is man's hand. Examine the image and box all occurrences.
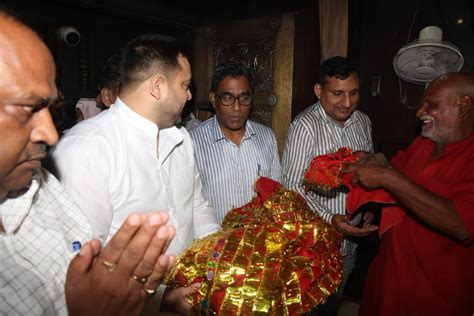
[350,152,391,189]
[355,152,390,167]
[66,212,176,316]
[331,214,378,237]
[350,163,394,190]
[362,211,375,228]
[161,284,200,315]
[352,150,371,159]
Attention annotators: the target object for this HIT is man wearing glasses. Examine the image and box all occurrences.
[190,61,282,224]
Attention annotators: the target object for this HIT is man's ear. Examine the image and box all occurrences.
[209,91,217,110]
[149,74,164,100]
[100,88,113,107]
[314,83,322,99]
[458,95,473,117]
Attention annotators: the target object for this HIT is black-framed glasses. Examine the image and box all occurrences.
[215,92,253,106]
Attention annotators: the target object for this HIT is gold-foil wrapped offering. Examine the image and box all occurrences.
[164,177,343,315]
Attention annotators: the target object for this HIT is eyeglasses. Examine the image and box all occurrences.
[215,92,253,106]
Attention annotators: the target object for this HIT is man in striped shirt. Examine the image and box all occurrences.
[282,56,377,315]
[190,61,282,224]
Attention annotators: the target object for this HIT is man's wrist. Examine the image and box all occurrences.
[160,286,178,313]
[328,214,336,227]
[380,167,399,190]
[142,285,167,315]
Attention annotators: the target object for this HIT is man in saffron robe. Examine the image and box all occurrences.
[352,72,474,316]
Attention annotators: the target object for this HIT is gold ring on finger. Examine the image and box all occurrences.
[101,260,117,272]
[132,274,147,284]
[143,287,156,297]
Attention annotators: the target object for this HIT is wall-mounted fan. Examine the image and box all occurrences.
[393,26,464,85]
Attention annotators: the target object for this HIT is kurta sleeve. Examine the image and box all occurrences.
[192,164,221,238]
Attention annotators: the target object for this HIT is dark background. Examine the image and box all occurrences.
[3,0,474,158]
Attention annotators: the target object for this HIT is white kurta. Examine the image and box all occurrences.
[52,98,220,256]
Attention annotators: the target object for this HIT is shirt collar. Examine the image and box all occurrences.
[0,172,41,234]
[210,116,255,143]
[211,116,226,142]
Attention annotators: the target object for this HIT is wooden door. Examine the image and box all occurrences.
[192,14,295,155]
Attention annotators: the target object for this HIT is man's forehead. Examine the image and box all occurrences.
[0,20,56,98]
[219,76,251,91]
[426,79,452,96]
[324,78,359,90]
[0,15,35,48]
[423,84,459,107]
[1,30,48,68]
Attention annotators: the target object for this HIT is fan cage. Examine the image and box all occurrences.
[393,40,464,84]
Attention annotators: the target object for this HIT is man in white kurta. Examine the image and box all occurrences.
[52,35,220,313]
[0,13,178,316]
[52,98,220,255]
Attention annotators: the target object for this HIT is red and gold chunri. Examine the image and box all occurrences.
[303,147,358,192]
[164,177,342,315]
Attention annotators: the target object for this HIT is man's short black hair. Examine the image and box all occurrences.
[97,54,121,90]
[318,56,359,86]
[120,33,186,92]
[210,61,254,92]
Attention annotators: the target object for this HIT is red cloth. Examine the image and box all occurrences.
[346,186,400,235]
[304,148,404,235]
[360,135,474,316]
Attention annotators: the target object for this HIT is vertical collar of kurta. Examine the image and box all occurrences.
[114,98,184,165]
[210,115,256,143]
[114,97,159,141]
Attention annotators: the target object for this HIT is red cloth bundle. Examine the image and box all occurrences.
[304,148,403,235]
[303,147,357,191]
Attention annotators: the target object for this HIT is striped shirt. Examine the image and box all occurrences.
[190,116,282,224]
[282,102,373,256]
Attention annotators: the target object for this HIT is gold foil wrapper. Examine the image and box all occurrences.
[164,178,343,315]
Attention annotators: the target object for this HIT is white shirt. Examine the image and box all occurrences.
[0,169,91,315]
[190,116,282,224]
[75,98,101,120]
[52,98,220,255]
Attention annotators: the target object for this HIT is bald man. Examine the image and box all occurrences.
[0,8,174,316]
[352,72,474,316]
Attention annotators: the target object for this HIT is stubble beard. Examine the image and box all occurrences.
[421,122,447,144]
